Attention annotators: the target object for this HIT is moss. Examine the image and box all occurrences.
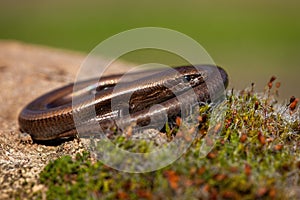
[38,81,299,199]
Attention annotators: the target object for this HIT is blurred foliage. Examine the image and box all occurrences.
[1,0,299,97]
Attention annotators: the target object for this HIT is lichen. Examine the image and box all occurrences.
[38,78,300,200]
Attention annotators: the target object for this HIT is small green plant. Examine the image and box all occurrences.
[38,78,299,200]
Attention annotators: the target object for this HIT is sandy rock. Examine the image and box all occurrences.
[0,40,130,199]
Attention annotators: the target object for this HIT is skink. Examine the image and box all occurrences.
[18,65,228,140]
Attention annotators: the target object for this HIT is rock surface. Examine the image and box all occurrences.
[0,40,130,199]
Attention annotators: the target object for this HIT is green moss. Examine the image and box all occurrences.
[38,84,299,199]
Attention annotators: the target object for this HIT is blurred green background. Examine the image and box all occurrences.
[1,0,299,99]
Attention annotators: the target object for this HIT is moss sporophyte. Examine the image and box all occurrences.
[38,77,299,200]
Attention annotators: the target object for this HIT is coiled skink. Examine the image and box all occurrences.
[18,65,228,140]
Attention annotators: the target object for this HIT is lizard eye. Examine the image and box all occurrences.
[184,75,191,82]
[184,75,197,82]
